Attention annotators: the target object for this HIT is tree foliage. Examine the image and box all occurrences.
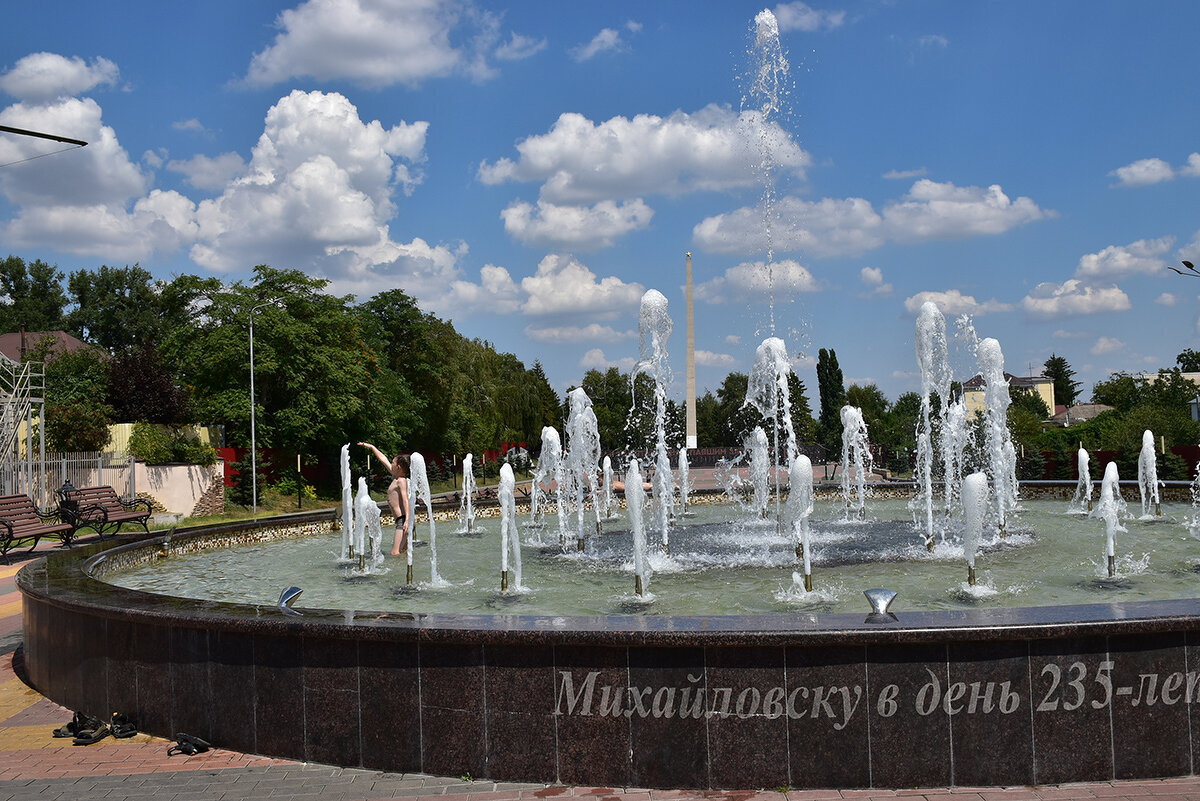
[1043,353,1080,407]
[816,348,846,453]
[0,255,66,333]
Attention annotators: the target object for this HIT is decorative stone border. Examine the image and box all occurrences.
[17,510,1200,789]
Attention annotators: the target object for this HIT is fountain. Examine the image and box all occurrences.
[457,453,478,533]
[632,289,674,553]
[339,443,353,560]
[839,405,872,520]
[961,471,987,586]
[746,426,771,517]
[914,301,952,546]
[677,447,692,517]
[1138,429,1162,517]
[977,337,1019,535]
[17,6,1200,793]
[564,387,602,551]
[746,336,800,530]
[405,452,442,586]
[1072,446,1094,513]
[600,454,617,519]
[1095,461,1126,577]
[497,463,521,592]
[784,453,814,590]
[529,426,563,537]
[625,458,649,596]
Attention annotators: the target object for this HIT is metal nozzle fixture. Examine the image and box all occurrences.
[968,564,976,586]
[278,586,303,616]
[577,538,585,552]
[795,542,804,561]
[863,588,898,624]
[803,572,813,592]
[635,574,643,596]
[998,522,1007,539]
[925,536,935,553]
[501,569,508,592]
[1155,501,1162,517]
[1108,554,1116,578]
[406,564,413,585]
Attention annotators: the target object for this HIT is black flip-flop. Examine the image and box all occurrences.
[177,733,211,752]
[72,724,110,745]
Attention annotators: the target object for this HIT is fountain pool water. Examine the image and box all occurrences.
[108,495,1199,617]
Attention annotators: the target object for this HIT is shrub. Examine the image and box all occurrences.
[129,422,218,466]
[46,402,113,452]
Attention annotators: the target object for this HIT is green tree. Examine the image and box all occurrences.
[40,346,113,452]
[162,265,382,456]
[66,264,164,351]
[1043,353,1081,407]
[845,383,889,434]
[815,348,846,454]
[1176,349,1200,372]
[0,255,67,333]
[106,343,192,424]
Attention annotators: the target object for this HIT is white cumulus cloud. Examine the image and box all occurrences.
[0,53,118,102]
[694,179,1050,258]
[1021,279,1131,319]
[242,0,521,87]
[1091,336,1124,355]
[500,198,652,251]
[859,266,893,296]
[695,350,737,367]
[479,106,808,204]
[579,347,635,372]
[1074,237,1173,280]
[694,259,818,304]
[167,152,247,191]
[773,2,846,32]
[1109,157,1174,187]
[520,254,645,317]
[903,289,1012,317]
[570,28,625,61]
[1155,292,1178,306]
[525,323,636,343]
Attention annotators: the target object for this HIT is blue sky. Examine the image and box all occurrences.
[2,0,1199,407]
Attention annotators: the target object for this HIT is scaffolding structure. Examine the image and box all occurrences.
[0,352,47,506]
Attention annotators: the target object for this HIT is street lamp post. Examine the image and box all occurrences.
[249,301,276,515]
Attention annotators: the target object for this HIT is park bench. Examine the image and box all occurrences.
[57,484,152,538]
[0,494,72,563]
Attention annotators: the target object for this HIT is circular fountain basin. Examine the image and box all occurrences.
[17,500,1200,789]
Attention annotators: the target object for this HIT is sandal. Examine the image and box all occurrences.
[167,732,211,756]
[52,712,89,738]
[111,713,137,739]
[72,724,110,745]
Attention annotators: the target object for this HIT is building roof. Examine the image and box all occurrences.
[961,372,1053,391]
[1048,403,1113,427]
[0,331,93,363]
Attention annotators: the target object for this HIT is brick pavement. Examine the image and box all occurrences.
[1,533,1199,800]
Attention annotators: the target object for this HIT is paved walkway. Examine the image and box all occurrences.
[2,542,1200,800]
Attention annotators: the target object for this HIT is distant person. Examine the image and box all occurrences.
[359,443,411,555]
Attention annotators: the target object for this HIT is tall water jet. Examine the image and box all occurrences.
[632,289,674,553]
[498,463,521,592]
[352,476,368,571]
[530,427,564,539]
[962,472,988,586]
[600,455,616,519]
[1072,446,1093,513]
[626,458,649,596]
[914,302,952,546]
[840,405,872,520]
[339,444,353,560]
[677,447,692,517]
[746,337,800,529]
[977,337,1019,535]
[746,8,791,335]
[785,453,814,590]
[458,453,477,534]
[1095,462,1126,578]
[1137,430,1161,517]
[564,387,602,551]
[747,426,771,518]
[941,399,968,519]
[406,453,441,586]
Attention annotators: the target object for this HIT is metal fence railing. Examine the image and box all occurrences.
[0,451,134,510]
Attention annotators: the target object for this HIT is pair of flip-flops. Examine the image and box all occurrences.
[52,713,109,745]
[52,712,138,745]
[167,733,211,756]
